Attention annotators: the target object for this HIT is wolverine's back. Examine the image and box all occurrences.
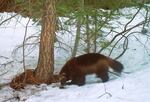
[75,53,108,65]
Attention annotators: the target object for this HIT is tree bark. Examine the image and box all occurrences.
[71,19,81,57]
[93,10,98,53]
[85,15,90,53]
[71,0,84,57]
[35,0,56,84]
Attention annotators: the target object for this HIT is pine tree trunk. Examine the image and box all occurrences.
[85,15,90,53]
[71,0,84,57]
[93,10,98,53]
[71,20,81,57]
[35,0,56,84]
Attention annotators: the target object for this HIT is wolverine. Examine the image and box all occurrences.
[59,53,123,86]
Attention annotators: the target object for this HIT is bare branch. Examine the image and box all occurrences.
[115,35,129,59]
[124,7,142,31]
[22,18,31,71]
[98,19,149,53]
[0,56,9,59]
[0,60,14,68]
[0,14,18,25]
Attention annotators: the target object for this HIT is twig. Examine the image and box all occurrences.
[0,14,18,26]
[108,71,121,77]
[22,18,31,71]
[0,70,9,76]
[133,35,150,54]
[0,82,10,88]
[0,56,9,59]
[98,83,112,98]
[124,7,142,31]
[115,35,129,60]
[98,7,143,53]
[0,61,14,68]
[1,96,20,102]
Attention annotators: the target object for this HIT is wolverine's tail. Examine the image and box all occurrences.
[108,58,123,73]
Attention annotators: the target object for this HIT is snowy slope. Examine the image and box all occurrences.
[0,65,150,102]
[26,67,150,102]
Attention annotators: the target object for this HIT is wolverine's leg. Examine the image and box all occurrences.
[71,75,86,86]
[96,65,109,82]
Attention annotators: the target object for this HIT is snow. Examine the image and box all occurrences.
[1,67,150,102]
[0,8,150,102]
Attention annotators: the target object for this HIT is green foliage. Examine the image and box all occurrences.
[13,0,149,55]
[100,40,111,49]
[15,0,22,3]
[14,0,43,22]
[14,0,144,22]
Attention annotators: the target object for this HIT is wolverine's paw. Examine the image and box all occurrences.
[59,85,67,89]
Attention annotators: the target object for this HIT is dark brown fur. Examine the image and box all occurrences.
[59,53,123,86]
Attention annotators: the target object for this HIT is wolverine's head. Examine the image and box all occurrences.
[59,73,69,85]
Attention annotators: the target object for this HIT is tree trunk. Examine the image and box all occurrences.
[93,10,98,53]
[35,0,56,84]
[71,0,84,57]
[71,20,81,57]
[85,15,90,53]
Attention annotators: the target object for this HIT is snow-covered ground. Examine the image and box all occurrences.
[0,7,150,102]
[0,64,150,102]
[24,67,150,102]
